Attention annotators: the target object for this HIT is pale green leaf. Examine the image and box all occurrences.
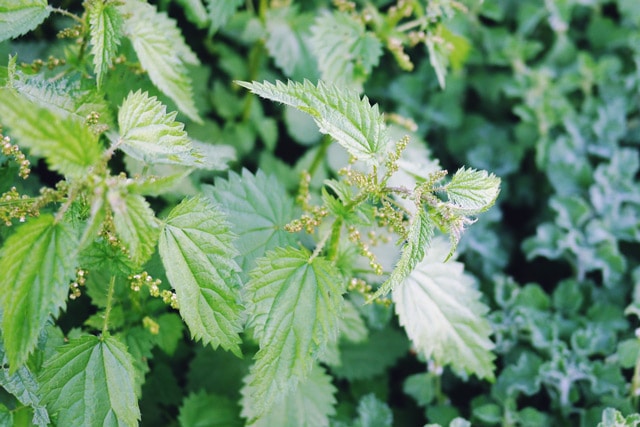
[88,0,123,88]
[206,0,243,35]
[179,391,242,427]
[393,237,496,380]
[0,88,102,177]
[159,196,244,356]
[242,364,336,427]
[264,7,318,80]
[108,191,159,266]
[310,11,382,90]
[354,394,393,427]
[120,0,201,122]
[39,335,140,426]
[236,80,390,165]
[176,0,208,29]
[0,215,78,370]
[0,0,51,42]
[0,338,50,426]
[10,71,113,123]
[339,299,368,343]
[241,247,344,421]
[368,208,434,302]
[444,167,501,215]
[203,169,297,274]
[598,407,640,427]
[118,90,201,165]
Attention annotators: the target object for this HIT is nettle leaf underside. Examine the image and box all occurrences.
[159,196,244,356]
[236,79,390,165]
[241,247,344,421]
[393,237,496,381]
[0,215,78,370]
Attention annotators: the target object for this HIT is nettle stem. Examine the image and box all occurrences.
[327,217,343,262]
[101,275,117,338]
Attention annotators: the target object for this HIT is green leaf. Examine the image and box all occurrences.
[0,215,78,370]
[154,312,185,356]
[310,11,382,90]
[39,335,140,426]
[368,207,434,301]
[444,167,501,215]
[354,394,393,427]
[241,247,344,421]
[119,0,201,122]
[0,340,50,426]
[203,169,297,274]
[88,0,123,88]
[242,364,336,427]
[159,196,244,356]
[206,0,243,35]
[598,408,640,427]
[393,237,496,380]
[264,7,318,80]
[117,90,201,165]
[0,0,51,42]
[108,191,159,266]
[179,391,242,427]
[236,80,390,165]
[331,327,409,380]
[0,88,102,177]
[339,299,368,343]
[10,69,113,124]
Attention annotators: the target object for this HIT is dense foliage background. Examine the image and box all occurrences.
[1,0,640,426]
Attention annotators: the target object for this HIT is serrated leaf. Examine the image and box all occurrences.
[598,408,640,427]
[310,11,382,90]
[236,80,390,165]
[88,0,122,88]
[0,0,51,42]
[0,215,78,370]
[204,169,297,274]
[206,0,243,35]
[108,191,159,266]
[264,7,318,80]
[120,0,201,122]
[118,90,201,165]
[154,312,184,356]
[0,88,102,177]
[242,247,344,421]
[11,71,113,123]
[179,391,242,427]
[0,338,50,426]
[368,208,434,301]
[39,335,140,426]
[354,394,393,427]
[393,237,496,380]
[159,196,244,356]
[444,167,501,215]
[242,364,336,427]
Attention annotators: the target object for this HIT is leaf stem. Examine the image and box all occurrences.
[308,135,332,177]
[101,275,117,338]
[51,7,83,24]
[327,217,343,262]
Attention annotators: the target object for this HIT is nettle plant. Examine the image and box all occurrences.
[0,1,503,426]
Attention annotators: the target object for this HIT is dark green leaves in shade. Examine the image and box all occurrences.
[39,335,140,426]
[159,196,244,356]
[241,247,344,422]
[0,215,78,370]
